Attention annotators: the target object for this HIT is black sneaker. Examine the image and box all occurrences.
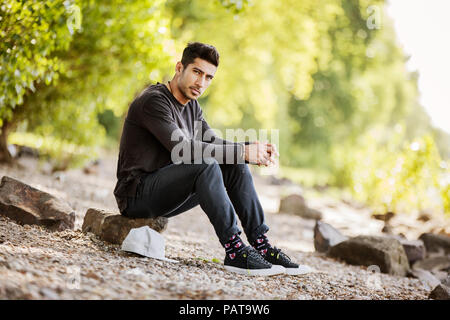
[261,247,313,275]
[224,246,285,276]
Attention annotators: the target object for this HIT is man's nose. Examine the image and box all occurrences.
[195,75,206,88]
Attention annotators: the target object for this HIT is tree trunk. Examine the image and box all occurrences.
[0,93,30,164]
[0,121,14,164]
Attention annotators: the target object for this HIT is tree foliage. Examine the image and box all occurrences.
[1,0,174,166]
[0,0,79,116]
[1,0,448,215]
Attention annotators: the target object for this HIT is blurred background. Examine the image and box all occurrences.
[1,0,449,217]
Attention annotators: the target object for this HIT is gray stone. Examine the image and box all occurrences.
[267,176,294,186]
[428,284,450,300]
[82,208,168,245]
[400,239,427,265]
[384,234,426,265]
[0,176,75,231]
[419,233,450,256]
[328,235,410,276]
[409,268,442,290]
[412,256,450,273]
[314,220,348,253]
[279,194,322,220]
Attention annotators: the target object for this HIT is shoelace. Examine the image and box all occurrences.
[245,247,271,265]
[272,246,291,262]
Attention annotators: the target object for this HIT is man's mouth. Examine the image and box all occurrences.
[191,88,201,95]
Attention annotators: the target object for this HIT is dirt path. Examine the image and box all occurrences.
[0,152,434,299]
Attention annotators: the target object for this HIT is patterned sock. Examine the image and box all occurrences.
[251,234,272,256]
[224,233,247,260]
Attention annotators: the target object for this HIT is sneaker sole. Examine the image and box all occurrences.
[224,265,285,276]
[285,265,314,275]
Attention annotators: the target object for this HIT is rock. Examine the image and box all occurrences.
[19,145,40,158]
[399,239,426,265]
[371,211,395,222]
[82,208,168,245]
[419,233,450,256]
[0,176,75,231]
[267,176,294,186]
[9,144,40,159]
[279,194,305,212]
[409,268,442,290]
[328,235,410,276]
[432,271,450,284]
[82,208,108,235]
[313,221,348,253]
[429,284,450,300]
[442,274,450,287]
[417,211,432,222]
[279,194,322,220]
[39,287,59,300]
[381,223,394,235]
[412,256,450,274]
[83,159,101,175]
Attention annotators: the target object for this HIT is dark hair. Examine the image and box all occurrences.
[181,42,220,68]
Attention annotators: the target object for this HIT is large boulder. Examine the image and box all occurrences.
[0,176,74,231]
[314,220,348,253]
[429,284,450,300]
[328,235,410,276]
[279,194,322,220]
[82,208,168,245]
[419,233,450,256]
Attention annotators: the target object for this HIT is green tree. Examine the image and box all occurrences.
[166,0,346,161]
[0,0,80,163]
[1,0,174,168]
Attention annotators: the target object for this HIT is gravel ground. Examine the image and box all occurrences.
[0,153,436,300]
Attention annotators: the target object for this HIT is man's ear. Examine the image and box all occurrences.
[175,61,184,74]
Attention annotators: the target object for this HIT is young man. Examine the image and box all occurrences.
[114,42,308,276]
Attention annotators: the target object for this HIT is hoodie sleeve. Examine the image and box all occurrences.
[137,93,246,164]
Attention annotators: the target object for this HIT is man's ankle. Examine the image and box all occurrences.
[224,233,247,259]
[251,234,272,255]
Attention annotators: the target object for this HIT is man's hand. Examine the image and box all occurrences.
[244,141,279,166]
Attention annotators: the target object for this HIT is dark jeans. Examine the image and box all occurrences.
[123,158,269,246]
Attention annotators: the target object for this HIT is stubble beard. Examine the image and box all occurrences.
[177,76,195,101]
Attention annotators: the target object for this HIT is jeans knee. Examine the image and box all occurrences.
[199,157,221,175]
[235,163,250,175]
[203,157,219,165]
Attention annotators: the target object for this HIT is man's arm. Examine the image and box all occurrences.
[138,93,245,164]
[196,105,251,162]
[200,116,251,146]
[199,117,281,167]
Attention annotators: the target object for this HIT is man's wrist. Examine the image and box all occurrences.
[239,143,245,162]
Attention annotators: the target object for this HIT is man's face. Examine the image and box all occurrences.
[176,58,217,100]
